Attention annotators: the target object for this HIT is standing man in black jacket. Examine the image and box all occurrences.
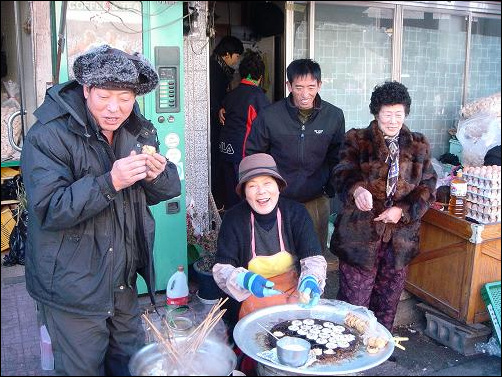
[21,45,181,375]
[245,59,345,253]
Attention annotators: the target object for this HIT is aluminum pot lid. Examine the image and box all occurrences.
[233,300,394,375]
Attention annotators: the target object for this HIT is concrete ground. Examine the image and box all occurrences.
[1,258,500,376]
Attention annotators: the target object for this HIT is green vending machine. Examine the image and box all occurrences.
[54,1,187,294]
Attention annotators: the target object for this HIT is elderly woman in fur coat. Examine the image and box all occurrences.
[330,81,437,331]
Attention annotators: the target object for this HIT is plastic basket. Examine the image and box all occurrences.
[481,281,501,345]
[1,207,16,251]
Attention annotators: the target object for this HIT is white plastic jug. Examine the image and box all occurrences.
[166,265,189,305]
[40,325,54,370]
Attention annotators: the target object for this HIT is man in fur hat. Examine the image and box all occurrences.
[21,45,181,375]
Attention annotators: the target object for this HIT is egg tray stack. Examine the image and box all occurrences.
[463,165,501,224]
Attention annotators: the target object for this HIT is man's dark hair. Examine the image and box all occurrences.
[286,59,321,83]
[213,36,244,57]
[369,81,412,116]
[239,50,265,81]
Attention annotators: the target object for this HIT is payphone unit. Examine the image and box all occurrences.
[155,46,180,113]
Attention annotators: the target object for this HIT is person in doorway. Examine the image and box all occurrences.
[330,81,437,331]
[218,49,271,210]
[213,153,327,321]
[20,44,181,375]
[210,35,244,211]
[245,58,345,254]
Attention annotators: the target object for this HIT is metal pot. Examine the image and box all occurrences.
[129,336,237,376]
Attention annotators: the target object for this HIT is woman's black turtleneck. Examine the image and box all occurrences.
[251,203,278,231]
[216,197,322,268]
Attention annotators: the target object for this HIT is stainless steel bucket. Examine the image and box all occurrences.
[129,337,237,376]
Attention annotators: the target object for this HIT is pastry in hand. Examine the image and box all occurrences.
[142,145,156,155]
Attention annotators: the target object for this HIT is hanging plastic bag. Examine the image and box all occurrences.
[1,80,22,161]
[1,175,19,200]
[456,111,501,166]
[2,175,27,267]
[3,208,27,266]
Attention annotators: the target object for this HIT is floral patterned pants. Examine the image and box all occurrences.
[336,240,408,331]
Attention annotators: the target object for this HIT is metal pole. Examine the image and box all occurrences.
[12,1,27,143]
[54,1,68,85]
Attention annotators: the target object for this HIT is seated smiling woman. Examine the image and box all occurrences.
[213,153,327,321]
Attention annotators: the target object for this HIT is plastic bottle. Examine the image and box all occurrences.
[448,170,467,219]
[166,265,189,305]
[39,325,54,370]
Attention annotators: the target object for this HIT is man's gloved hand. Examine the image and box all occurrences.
[236,272,282,298]
[298,275,321,308]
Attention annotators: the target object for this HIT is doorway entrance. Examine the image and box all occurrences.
[210,1,286,102]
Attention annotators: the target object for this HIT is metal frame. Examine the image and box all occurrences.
[310,1,501,14]
[284,1,500,104]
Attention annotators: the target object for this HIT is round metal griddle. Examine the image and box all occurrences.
[233,302,394,375]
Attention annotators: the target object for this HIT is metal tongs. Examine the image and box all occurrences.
[257,322,280,340]
[393,336,409,350]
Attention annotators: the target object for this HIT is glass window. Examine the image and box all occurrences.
[467,16,501,102]
[64,1,143,104]
[401,9,467,158]
[313,3,393,130]
[65,1,143,65]
[286,2,500,158]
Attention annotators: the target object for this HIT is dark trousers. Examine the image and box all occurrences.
[219,159,242,211]
[302,195,330,253]
[211,145,224,210]
[211,119,225,210]
[39,286,145,376]
[336,240,408,331]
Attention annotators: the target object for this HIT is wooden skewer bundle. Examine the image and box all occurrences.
[184,297,228,353]
[141,297,229,371]
[142,314,182,364]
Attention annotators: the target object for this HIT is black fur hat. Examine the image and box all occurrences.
[73,44,159,96]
